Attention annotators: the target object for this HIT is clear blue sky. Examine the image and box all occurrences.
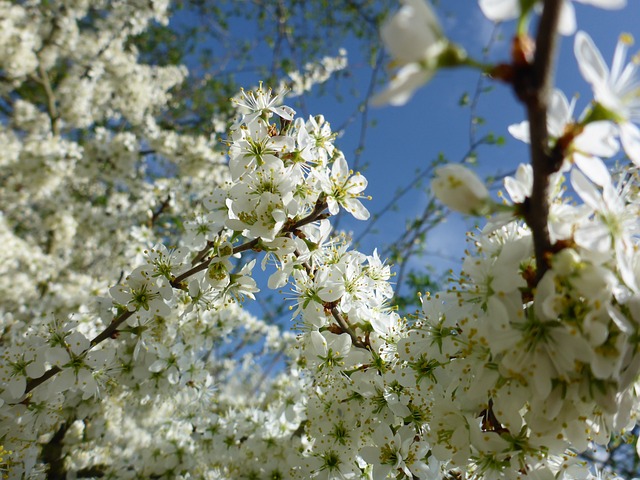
[294,1,640,284]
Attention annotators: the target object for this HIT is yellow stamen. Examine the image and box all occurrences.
[620,33,634,46]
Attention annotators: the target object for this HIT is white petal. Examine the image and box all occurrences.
[615,239,638,292]
[575,223,611,252]
[574,31,609,87]
[310,331,327,356]
[50,369,76,394]
[575,0,626,8]
[381,0,442,64]
[504,164,532,203]
[507,121,530,143]
[619,121,640,166]
[271,105,295,121]
[557,0,576,36]
[344,198,370,220]
[573,153,611,187]
[570,167,602,210]
[371,64,433,107]
[574,120,619,157]
[479,0,519,21]
[607,305,633,335]
[7,376,26,399]
[331,154,349,180]
[326,197,340,215]
[268,270,288,289]
[345,172,368,194]
[547,89,573,136]
[432,164,489,214]
[149,359,166,373]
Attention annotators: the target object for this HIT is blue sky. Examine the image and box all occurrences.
[292,1,640,285]
[168,1,640,314]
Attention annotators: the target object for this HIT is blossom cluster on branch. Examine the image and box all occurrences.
[2,0,640,479]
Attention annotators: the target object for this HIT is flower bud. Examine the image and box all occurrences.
[431,164,491,215]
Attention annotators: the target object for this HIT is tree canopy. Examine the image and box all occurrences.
[2,0,640,479]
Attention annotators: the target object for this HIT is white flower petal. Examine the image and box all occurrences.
[573,153,611,187]
[576,0,626,9]
[574,31,609,88]
[432,164,490,214]
[371,63,433,106]
[479,0,519,21]
[381,0,442,65]
[574,121,619,157]
[619,121,640,166]
[344,198,370,220]
[570,167,602,210]
[558,0,576,36]
[310,331,327,356]
[508,121,530,143]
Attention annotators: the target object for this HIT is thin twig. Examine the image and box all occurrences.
[330,307,367,349]
[38,62,60,135]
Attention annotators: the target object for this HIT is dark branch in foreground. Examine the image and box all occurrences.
[515,0,564,283]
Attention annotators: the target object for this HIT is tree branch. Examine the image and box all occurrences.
[330,307,368,349]
[517,0,564,283]
[173,197,328,286]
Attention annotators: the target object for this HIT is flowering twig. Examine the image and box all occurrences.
[172,197,329,287]
[24,198,331,395]
[292,243,369,350]
[330,307,368,349]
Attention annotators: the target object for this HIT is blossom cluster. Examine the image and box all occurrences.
[0,1,355,477]
[2,0,640,479]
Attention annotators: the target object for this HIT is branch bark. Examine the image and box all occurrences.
[516,0,564,283]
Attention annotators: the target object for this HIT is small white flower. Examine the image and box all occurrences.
[318,154,370,220]
[110,266,172,317]
[232,82,295,124]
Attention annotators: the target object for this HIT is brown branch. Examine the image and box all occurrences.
[24,366,61,396]
[24,310,135,394]
[191,240,216,266]
[40,422,69,480]
[148,195,171,228]
[330,307,368,349]
[172,238,261,286]
[173,197,328,286]
[515,0,564,283]
[90,310,134,346]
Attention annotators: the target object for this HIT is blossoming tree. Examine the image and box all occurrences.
[2,0,640,479]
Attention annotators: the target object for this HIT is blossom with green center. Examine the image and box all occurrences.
[318,154,370,220]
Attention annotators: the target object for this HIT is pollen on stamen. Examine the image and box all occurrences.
[620,33,634,46]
